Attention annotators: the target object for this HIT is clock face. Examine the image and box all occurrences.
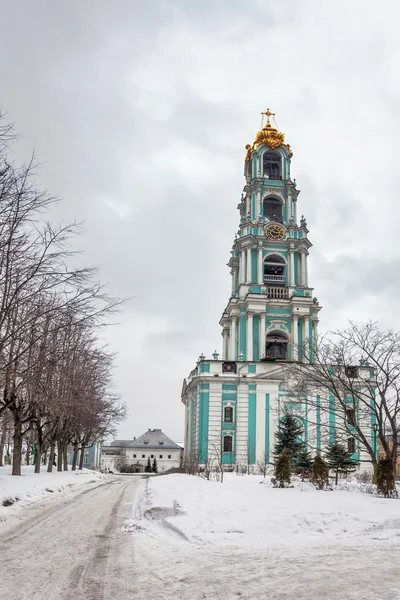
[266,224,285,240]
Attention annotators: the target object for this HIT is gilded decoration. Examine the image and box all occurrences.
[245,108,292,160]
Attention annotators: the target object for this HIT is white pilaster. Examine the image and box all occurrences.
[257,246,263,284]
[304,252,308,287]
[230,317,238,360]
[239,250,245,284]
[303,316,310,360]
[289,249,295,286]
[256,188,261,218]
[259,312,266,358]
[246,312,253,362]
[287,189,292,221]
[300,251,306,286]
[246,194,251,216]
[222,329,229,360]
[292,315,298,361]
[293,198,297,224]
[246,246,252,283]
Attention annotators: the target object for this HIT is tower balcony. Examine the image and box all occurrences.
[264,274,286,284]
[266,286,288,300]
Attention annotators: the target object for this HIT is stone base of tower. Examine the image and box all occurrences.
[181,358,375,474]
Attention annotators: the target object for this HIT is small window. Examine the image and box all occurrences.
[151,455,154,458]
[159,455,163,459]
[168,455,172,459]
[348,438,356,454]
[133,454,136,458]
[224,406,234,423]
[346,409,356,426]
[345,366,358,378]
[142,454,145,458]
[223,436,233,453]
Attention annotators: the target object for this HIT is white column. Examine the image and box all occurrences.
[259,312,266,359]
[256,188,261,218]
[289,249,295,286]
[246,247,252,283]
[313,319,319,348]
[304,252,308,287]
[246,194,251,216]
[246,312,253,362]
[287,190,292,221]
[257,246,263,284]
[292,315,298,361]
[222,329,229,360]
[239,250,245,284]
[300,251,306,286]
[234,268,239,292]
[230,317,238,360]
[293,198,297,224]
[303,316,310,360]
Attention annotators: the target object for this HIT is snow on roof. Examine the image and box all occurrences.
[109,430,182,450]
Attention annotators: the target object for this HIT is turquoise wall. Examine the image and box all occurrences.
[253,314,260,360]
[298,317,303,360]
[239,314,247,359]
[248,388,257,464]
[316,395,321,453]
[265,394,270,463]
[329,395,336,444]
[251,249,257,283]
[198,384,210,462]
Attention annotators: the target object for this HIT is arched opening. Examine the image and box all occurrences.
[264,331,288,360]
[263,196,283,222]
[264,254,286,285]
[263,151,282,180]
[223,435,233,452]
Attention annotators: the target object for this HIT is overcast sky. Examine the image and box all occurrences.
[1,0,400,442]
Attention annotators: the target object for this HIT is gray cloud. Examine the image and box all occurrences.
[1,0,400,440]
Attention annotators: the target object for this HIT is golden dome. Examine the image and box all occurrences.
[245,109,291,160]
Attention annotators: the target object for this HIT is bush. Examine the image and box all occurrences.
[274,449,291,488]
[376,457,397,498]
[312,455,329,490]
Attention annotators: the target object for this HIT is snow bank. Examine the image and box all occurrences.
[0,465,103,522]
[134,473,400,549]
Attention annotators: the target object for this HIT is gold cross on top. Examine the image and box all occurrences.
[261,108,275,125]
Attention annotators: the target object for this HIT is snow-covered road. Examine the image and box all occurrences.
[0,475,140,600]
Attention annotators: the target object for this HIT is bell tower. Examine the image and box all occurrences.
[219,109,321,363]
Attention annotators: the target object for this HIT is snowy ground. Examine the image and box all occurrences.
[130,474,400,599]
[0,464,103,523]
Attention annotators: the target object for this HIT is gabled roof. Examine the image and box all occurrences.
[129,429,182,449]
[109,429,182,450]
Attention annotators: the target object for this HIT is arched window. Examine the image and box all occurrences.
[265,331,288,360]
[224,406,233,423]
[264,254,286,285]
[263,196,283,222]
[223,436,233,452]
[263,151,282,180]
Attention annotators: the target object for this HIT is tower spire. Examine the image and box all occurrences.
[261,108,275,126]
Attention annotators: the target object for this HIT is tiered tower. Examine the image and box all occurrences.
[220,109,321,364]
[181,110,324,468]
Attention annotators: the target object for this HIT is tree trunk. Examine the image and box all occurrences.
[57,441,63,472]
[25,443,30,467]
[335,468,339,486]
[78,446,85,470]
[71,444,79,471]
[42,451,47,465]
[63,447,68,471]
[12,420,23,476]
[34,444,41,473]
[0,418,8,467]
[47,444,55,473]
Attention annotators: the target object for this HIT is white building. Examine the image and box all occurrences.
[101,429,182,472]
[181,110,376,472]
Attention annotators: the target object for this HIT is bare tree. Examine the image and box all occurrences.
[285,322,400,477]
